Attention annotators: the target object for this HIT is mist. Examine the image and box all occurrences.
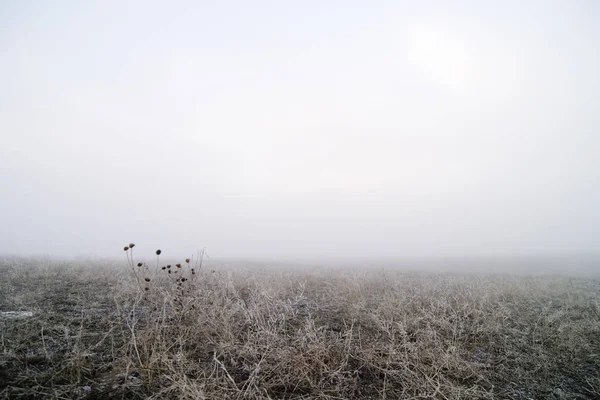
[1,1,599,262]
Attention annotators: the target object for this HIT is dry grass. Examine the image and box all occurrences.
[1,254,599,399]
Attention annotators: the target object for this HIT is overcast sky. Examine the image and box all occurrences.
[1,1,599,260]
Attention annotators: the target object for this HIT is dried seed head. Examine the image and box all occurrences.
[161,266,166,270]
[176,263,181,268]
[185,258,190,263]
[124,246,129,251]
[144,287,149,291]
[129,243,135,248]
[156,249,162,255]
[167,265,171,269]
[145,278,151,282]
[137,262,143,267]
[168,270,172,274]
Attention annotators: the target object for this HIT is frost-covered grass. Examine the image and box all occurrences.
[1,256,599,399]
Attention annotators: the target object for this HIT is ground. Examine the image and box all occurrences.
[0,257,599,399]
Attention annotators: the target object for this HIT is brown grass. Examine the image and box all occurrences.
[0,255,599,399]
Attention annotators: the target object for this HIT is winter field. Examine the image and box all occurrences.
[1,253,599,399]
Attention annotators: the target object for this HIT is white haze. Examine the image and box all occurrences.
[1,1,599,262]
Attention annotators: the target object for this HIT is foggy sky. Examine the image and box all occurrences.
[1,1,599,260]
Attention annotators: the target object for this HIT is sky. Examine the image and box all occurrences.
[1,1,599,261]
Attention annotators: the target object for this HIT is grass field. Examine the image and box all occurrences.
[1,253,599,399]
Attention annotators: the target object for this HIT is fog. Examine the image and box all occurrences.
[1,1,599,262]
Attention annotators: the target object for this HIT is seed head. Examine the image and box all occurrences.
[167,265,171,269]
[156,249,162,255]
[145,278,151,282]
[124,246,129,251]
[161,266,166,270]
[144,287,149,291]
[185,258,190,263]
[176,263,181,268]
[137,262,143,267]
[129,243,135,248]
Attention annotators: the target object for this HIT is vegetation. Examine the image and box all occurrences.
[0,248,599,399]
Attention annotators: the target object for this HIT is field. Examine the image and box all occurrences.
[0,254,599,399]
